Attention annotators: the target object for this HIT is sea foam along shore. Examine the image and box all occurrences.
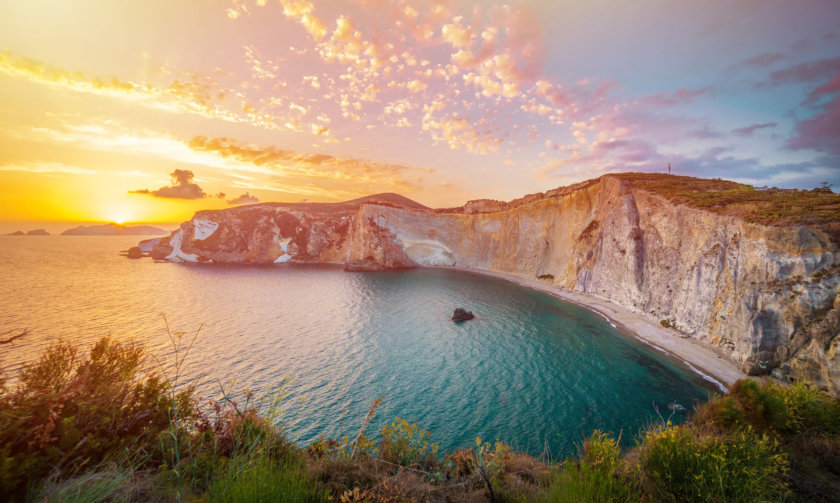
[431,266,745,393]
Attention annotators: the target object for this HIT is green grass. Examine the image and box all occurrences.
[545,431,640,503]
[208,453,328,503]
[36,466,137,503]
[610,173,840,226]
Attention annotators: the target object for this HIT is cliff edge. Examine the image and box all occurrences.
[146,174,840,395]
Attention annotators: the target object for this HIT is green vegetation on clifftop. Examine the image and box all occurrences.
[613,173,840,227]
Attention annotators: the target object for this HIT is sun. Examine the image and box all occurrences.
[109,210,131,226]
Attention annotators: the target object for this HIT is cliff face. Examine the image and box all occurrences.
[150,175,840,394]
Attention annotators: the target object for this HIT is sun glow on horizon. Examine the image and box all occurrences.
[103,201,145,229]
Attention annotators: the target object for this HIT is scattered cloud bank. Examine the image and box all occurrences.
[1,0,838,211]
[187,135,434,197]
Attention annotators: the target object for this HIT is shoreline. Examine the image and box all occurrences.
[430,266,745,392]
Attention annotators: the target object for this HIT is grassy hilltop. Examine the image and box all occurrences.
[611,173,840,227]
[1,337,839,502]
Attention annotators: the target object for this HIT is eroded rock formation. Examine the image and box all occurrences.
[145,177,840,394]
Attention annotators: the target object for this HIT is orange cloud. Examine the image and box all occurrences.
[279,0,327,41]
[0,50,338,141]
[0,162,96,175]
[187,135,435,197]
[442,17,473,49]
[0,51,266,128]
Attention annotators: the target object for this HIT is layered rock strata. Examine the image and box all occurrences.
[147,177,840,394]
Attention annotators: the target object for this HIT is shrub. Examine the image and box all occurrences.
[467,438,512,500]
[179,383,298,497]
[699,379,840,435]
[379,417,439,468]
[640,425,789,502]
[773,381,840,435]
[0,337,195,498]
[545,431,639,503]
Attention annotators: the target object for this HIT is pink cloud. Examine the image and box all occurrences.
[732,122,777,136]
[763,57,840,87]
[221,1,711,165]
[740,53,785,69]
[788,94,840,155]
[638,87,712,107]
[534,80,572,107]
[805,73,840,104]
[441,16,473,48]
[687,125,724,140]
[487,5,544,81]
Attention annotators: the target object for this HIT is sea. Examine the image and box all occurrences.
[0,236,714,457]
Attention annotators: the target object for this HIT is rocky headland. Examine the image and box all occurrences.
[142,174,840,395]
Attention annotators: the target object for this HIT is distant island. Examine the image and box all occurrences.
[5,229,50,236]
[61,223,168,236]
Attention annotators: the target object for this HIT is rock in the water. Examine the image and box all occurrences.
[452,308,475,322]
[127,247,143,259]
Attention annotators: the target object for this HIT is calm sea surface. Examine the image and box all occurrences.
[0,236,713,456]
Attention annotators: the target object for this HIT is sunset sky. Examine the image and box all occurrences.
[1,0,838,231]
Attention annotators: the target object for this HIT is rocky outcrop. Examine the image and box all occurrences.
[452,308,475,322]
[145,175,840,395]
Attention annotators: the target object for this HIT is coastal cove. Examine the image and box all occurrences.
[0,236,718,457]
[440,267,745,392]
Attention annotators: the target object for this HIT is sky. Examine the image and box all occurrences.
[0,0,838,231]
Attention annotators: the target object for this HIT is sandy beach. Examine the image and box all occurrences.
[434,266,746,392]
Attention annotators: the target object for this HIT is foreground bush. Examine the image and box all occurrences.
[0,338,194,498]
[694,379,840,501]
[639,425,788,502]
[700,378,840,435]
[545,431,639,503]
[2,337,840,502]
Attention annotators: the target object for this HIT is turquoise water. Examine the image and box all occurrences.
[0,236,713,456]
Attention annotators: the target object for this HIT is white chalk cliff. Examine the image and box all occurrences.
[147,175,840,394]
